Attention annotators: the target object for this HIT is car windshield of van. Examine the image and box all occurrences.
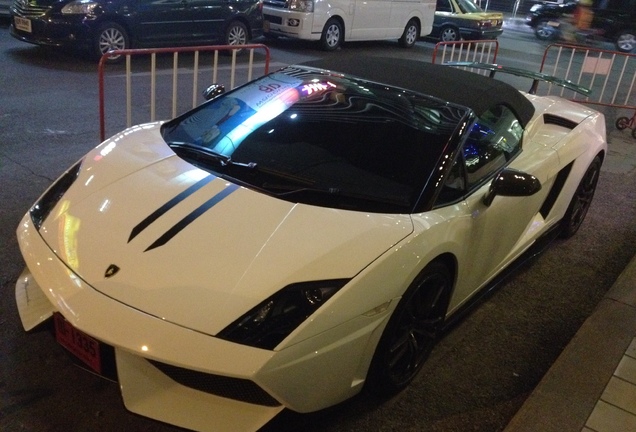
[161,68,468,213]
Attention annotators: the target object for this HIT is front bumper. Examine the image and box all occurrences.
[9,13,93,49]
[262,8,318,40]
[15,213,389,431]
[460,27,503,40]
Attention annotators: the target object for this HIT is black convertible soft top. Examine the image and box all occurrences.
[300,57,535,128]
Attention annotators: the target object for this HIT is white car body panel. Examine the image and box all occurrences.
[32,124,413,338]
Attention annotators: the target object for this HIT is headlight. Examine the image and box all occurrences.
[61,0,99,14]
[30,159,83,230]
[217,279,349,350]
[529,4,541,12]
[288,0,313,12]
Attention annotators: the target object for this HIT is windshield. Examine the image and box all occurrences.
[161,67,467,213]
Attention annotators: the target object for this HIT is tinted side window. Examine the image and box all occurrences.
[436,0,453,12]
[463,105,523,188]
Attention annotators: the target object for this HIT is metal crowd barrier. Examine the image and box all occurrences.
[97,44,271,142]
[537,43,635,110]
[431,40,499,74]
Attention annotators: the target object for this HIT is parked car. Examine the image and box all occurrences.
[431,0,504,41]
[262,0,436,51]
[9,0,264,62]
[526,1,577,40]
[526,0,636,52]
[15,57,606,432]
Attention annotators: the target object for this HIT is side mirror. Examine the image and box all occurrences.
[203,84,225,101]
[483,168,542,206]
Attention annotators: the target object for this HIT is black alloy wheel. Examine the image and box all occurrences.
[559,155,602,238]
[367,261,452,395]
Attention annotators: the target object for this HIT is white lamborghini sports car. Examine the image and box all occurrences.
[15,57,606,432]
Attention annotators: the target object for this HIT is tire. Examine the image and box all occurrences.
[93,23,129,64]
[616,117,630,130]
[399,19,420,48]
[615,30,636,53]
[439,25,460,42]
[534,19,559,41]
[321,18,343,51]
[559,156,602,239]
[632,128,636,140]
[225,21,249,48]
[366,261,452,395]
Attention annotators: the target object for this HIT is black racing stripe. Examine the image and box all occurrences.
[128,175,215,243]
[145,183,239,252]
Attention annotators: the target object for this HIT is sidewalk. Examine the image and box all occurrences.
[504,252,636,432]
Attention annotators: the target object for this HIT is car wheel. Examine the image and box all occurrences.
[615,30,636,53]
[367,260,452,395]
[534,19,558,40]
[632,128,636,140]
[225,21,249,47]
[439,25,460,42]
[321,18,343,51]
[399,19,420,48]
[559,156,601,239]
[616,117,630,130]
[93,23,129,63]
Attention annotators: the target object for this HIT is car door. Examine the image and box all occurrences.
[132,0,195,44]
[350,0,391,39]
[187,0,228,42]
[433,0,454,35]
[440,105,553,308]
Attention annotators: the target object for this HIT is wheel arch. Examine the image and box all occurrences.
[92,16,134,46]
[224,16,254,40]
[324,14,346,37]
[439,23,461,41]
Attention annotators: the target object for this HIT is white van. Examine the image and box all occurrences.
[262,0,436,50]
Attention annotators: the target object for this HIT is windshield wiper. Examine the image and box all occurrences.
[168,141,257,169]
[263,182,410,207]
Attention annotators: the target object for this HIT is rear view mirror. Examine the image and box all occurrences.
[203,84,225,101]
[483,169,542,206]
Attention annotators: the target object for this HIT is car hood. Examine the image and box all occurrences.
[38,124,413,336]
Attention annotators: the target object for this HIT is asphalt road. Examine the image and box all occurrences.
[2,18,636,432]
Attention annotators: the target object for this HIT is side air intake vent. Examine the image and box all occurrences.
[544,114,579,130]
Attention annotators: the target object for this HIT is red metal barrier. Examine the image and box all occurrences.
[538,43,635,110]
[98,44,271,142]
[431,39,499,72]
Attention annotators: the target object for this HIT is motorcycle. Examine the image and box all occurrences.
[534,17,605,46]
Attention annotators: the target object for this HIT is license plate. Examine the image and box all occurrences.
[14,16,32,33]
[263,20,270,32]
[547,21,560,27]
[54,313,102,374]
